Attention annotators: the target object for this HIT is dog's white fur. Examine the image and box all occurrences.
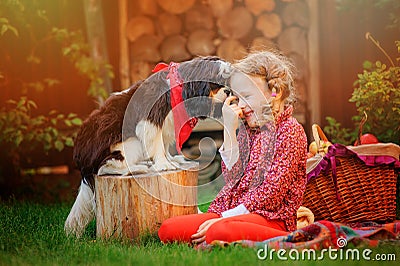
[64,180,96,238]
[98,111,179,174]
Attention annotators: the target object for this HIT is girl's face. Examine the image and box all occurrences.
[230,71,272,128]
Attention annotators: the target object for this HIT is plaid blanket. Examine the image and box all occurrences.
[197,220,400,250]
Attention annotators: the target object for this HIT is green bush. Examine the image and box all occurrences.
[324,39,400,145]
[350,45,400,144]
[0,97,82,173]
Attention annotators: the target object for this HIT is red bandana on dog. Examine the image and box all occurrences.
[152,62,198,153]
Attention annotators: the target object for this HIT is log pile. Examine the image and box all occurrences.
[120,0,311,123]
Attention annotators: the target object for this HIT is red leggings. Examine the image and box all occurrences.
[158,213,289,244]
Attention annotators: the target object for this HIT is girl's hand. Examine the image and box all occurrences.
[222,96,243,133]
[190,218,223,244]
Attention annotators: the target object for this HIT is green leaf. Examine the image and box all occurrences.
[1,24,7,36]
[62,47,72,56]
[6,99,16,105]
[43,133,52,143]
[43,143,51,152]
[50,128,58,138]
[64,120,72,127]
[27,100,37,109]
[7,25,18,37]
[54,140,64,152]
[17,97,26,108]
[37,9,48,22]
[65,137,74,147]
[71,118,82,126]
[27,55,41,64]
[3,128,15,135]
[19,106,27,113]
[25,133,34,142]
[44,78,60,87]
[15,134,23,147]
[363,60,373,69]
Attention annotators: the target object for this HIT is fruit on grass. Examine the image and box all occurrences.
[354,133,379,146]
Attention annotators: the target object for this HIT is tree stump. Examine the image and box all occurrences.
[95,162,198,239]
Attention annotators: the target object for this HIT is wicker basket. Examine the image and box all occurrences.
[302,124,398,223]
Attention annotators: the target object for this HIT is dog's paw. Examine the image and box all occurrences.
[169,154,187,164]
[126,164,150,174]
[98,159,130,176]
[151,159,178,172]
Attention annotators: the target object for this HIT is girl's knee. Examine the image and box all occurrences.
[205,220,230,243]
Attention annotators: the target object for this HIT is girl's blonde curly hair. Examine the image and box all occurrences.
[232,50,297,106]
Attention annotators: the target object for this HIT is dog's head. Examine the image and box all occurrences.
[178,56,233,119]
[123,57,234,131]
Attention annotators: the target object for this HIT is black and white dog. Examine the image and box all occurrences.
[64,57,233,237]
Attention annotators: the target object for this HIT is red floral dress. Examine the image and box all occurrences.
[207,105,308,231]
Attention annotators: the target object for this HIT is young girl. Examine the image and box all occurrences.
[158,50,308,245]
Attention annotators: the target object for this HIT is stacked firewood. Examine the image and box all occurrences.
[124,0,309,119]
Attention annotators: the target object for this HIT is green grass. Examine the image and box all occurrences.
[0,201,399,266]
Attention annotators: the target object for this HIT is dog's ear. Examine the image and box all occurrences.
[182,81,209,99]
[182,81,210,118]
[182,82,225,119]
[182,82,223,99]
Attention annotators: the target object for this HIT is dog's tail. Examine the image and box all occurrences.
[64,174,96,238]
